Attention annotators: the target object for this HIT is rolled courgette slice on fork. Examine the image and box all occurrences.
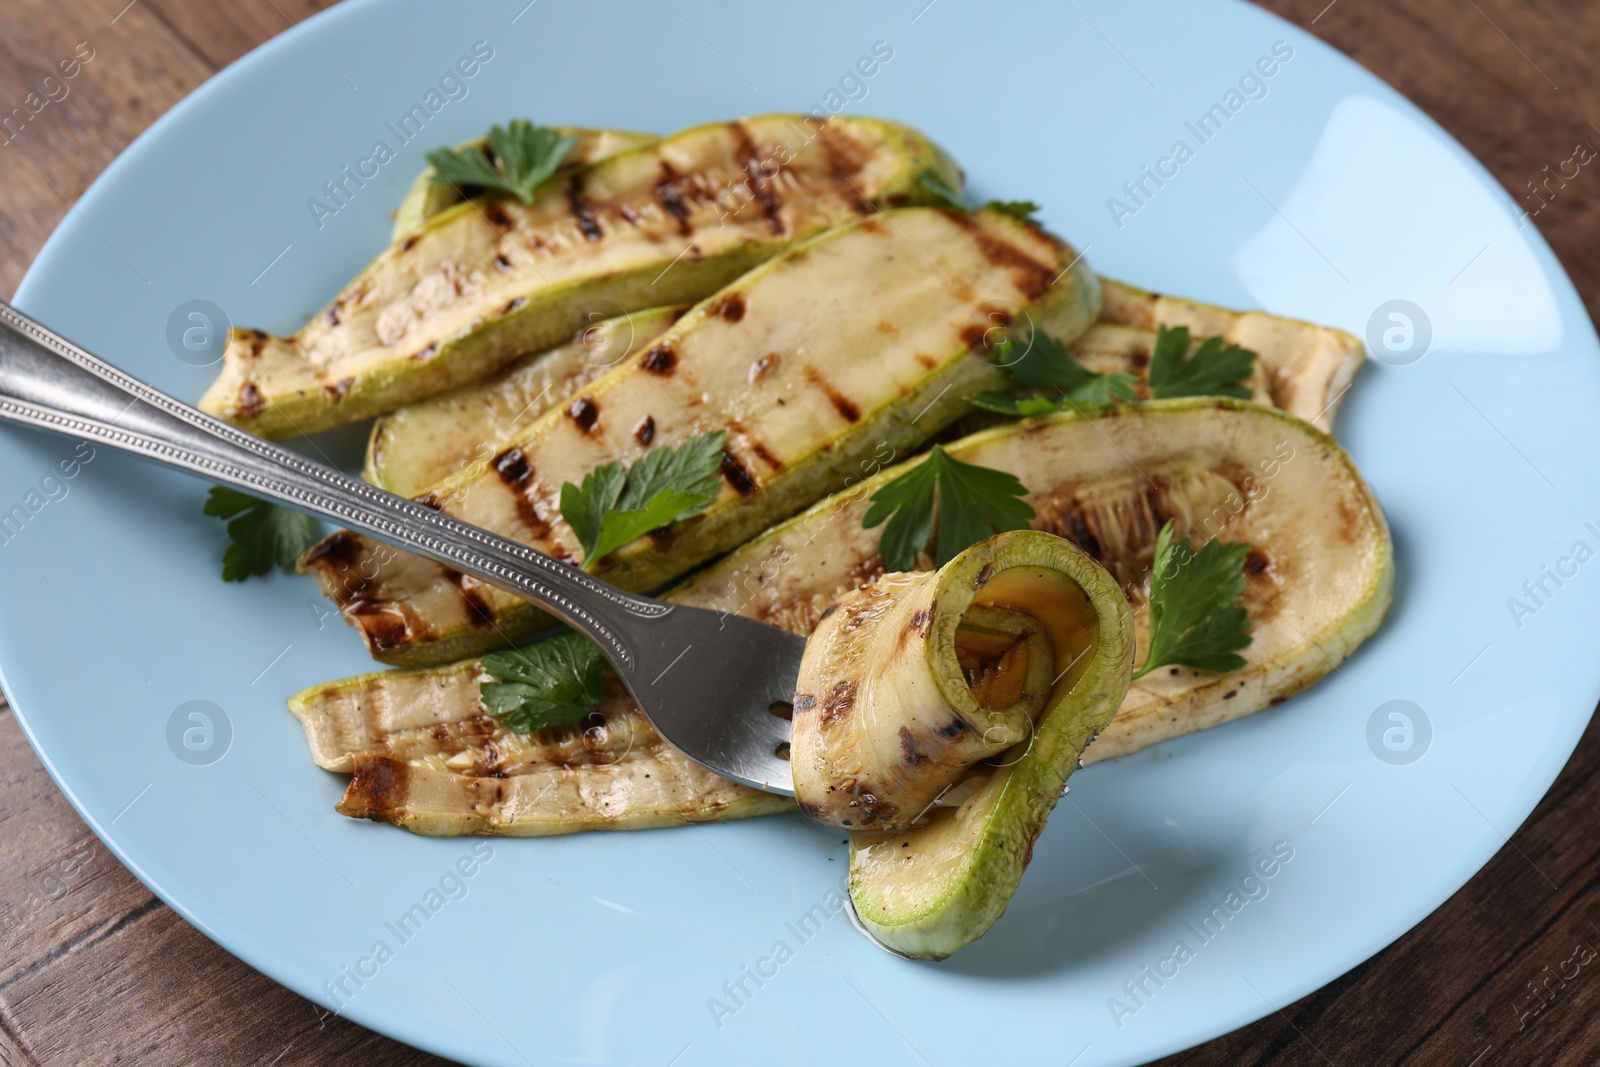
[790,531,1135,958]
[198,114,960,437]
[790,533,1124,833]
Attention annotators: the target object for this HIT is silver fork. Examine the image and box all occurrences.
[0,300,801,795]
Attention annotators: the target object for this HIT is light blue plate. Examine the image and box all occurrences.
[4,1,1594,1063]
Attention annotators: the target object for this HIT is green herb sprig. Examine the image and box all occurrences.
[560,430,728,571]
[480,632,605,733]
[862,445,1035,570]
[969,332,1138,414]
[204,487,319,583]
[914,169,1043,225]
[426,120,579,204]
[983,199,1042,225]
[970,324,1258,419]
[915,168,966,208]
[1146,325,1255,399]
[1134,521,1253,678]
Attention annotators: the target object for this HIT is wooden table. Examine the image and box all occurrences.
[1,1,1596,1063]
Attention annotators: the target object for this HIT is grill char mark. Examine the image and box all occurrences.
[719,450,758,497]
[960,324,999,352]
[641,343,677,374]
[483,203,515,232]
[237,382,265,418]
[946,211,1058,301]
[301,531,364,584]
[899,726,930,765]
[821,680,858,726]
[815,124,874,214]
[566,176,603,241]
[726,419,783,472]
[444,568,496,628]
[655,161,693,235]
[349,607,419,652]
[491,446,551,537]
[801,365,861,423]
[339,756,412,823]
[568,397,600,432]
[731,122,785,235]
[747,440,784,471]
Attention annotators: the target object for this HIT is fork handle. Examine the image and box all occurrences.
[0,300,668,675]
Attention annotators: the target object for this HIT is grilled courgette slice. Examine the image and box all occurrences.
[301,206,1101,666]
[300,663,794,835]
[363,304,689,495]
[290,399,1391,841]
[366,287,1358,508]
[198,114,959,437]
[389,127,658,243]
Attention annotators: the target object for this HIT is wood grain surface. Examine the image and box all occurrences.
[0,1,1596,1064]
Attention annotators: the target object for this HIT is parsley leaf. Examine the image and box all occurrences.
[480,632,605,733]
[560,430,727,571]
[863,445,1036,570]
[967,391,1065,418]
[1072,371,1143,406]
[1146,325,1255,400]
[971,333,1139,416]
[984,199,1042,225]
[974,325,1256,417]
[999,333,1140,401]
[916,168,966,208]
[916,172,1045,225]
[1133,521,1253,679]
[203,487,319,583]
[995,333,1082,390]
[425,120,579,204]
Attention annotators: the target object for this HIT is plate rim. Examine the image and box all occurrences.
[6,0,1598,1063]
